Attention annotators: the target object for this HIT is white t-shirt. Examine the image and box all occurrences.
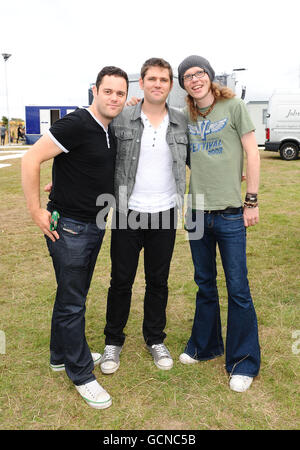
[128,111,177,213]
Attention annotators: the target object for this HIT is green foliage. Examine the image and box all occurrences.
[1,116,8,127]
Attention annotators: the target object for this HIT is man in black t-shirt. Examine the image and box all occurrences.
[22,66,128,410]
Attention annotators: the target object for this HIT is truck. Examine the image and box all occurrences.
[265,89,300,160]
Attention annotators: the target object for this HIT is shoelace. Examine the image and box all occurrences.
[104,345,119,360]
[84,381,104,399]
[152,344,170,358]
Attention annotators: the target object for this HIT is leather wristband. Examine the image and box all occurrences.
[245,193,258,203]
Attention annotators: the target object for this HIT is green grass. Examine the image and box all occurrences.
[0,149,299,430]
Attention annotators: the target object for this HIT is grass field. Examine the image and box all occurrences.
[0,149,299,430]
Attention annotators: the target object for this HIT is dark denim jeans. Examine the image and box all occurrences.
[45,216,105,385]
[104,208,177,346]
[185,209,260,377]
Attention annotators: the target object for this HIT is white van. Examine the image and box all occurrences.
[265,89,300,160]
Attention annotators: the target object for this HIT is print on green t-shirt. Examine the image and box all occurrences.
[186,97,255,210]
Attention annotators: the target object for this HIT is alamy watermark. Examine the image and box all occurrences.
[292,330,300,355]
[95,188,205,240]
[0,330,5,354]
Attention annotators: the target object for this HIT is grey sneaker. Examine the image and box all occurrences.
[100,345,122,374]
[147,343,173,370]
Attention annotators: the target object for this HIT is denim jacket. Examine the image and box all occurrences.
[111,102,188,214]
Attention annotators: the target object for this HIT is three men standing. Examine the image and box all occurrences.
[22,54,260,413]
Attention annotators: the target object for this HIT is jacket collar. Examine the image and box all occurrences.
[130,100,181,125]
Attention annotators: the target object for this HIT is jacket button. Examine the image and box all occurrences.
[132,157,136,160]
[136,139,140,143]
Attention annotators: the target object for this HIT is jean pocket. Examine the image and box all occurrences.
[60,219,86,236]
[221,213,243,221]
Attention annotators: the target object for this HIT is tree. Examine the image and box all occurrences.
[1,116,8,127]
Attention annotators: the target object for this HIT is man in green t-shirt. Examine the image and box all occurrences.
[177,55,260,393]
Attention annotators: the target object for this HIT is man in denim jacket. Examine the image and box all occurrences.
[100,58,188,374]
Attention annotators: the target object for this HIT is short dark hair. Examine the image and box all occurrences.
[95,66,129,92]
[140,58,173,82]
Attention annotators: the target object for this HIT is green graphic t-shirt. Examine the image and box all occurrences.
[185,97,255,210]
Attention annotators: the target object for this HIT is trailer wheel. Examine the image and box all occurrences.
[279,143,299,161]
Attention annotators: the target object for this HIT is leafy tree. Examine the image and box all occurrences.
[1,116,8,127]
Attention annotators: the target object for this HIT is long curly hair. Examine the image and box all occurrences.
[186,82,235,121]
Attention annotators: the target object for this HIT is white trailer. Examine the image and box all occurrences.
[246,101,269,146]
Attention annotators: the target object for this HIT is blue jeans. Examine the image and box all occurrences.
[45,216,105,385]
[185,209,260,377]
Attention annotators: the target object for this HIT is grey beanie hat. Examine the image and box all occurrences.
[178,55,215,89]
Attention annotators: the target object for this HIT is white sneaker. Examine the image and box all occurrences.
[229,375,253,392]
[75,379,112,409]
[50,352,102,372]
[179,353,199,365]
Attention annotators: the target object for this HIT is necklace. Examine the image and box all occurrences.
[197,98,216,118]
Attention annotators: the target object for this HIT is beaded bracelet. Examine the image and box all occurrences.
[244,201,258,208]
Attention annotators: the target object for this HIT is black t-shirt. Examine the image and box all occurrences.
[47,108,116,223]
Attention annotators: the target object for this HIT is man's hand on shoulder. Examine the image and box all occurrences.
[126,96,142,107]
[44,182,52,193]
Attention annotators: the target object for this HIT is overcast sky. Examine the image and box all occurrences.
[1,0,299,119]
